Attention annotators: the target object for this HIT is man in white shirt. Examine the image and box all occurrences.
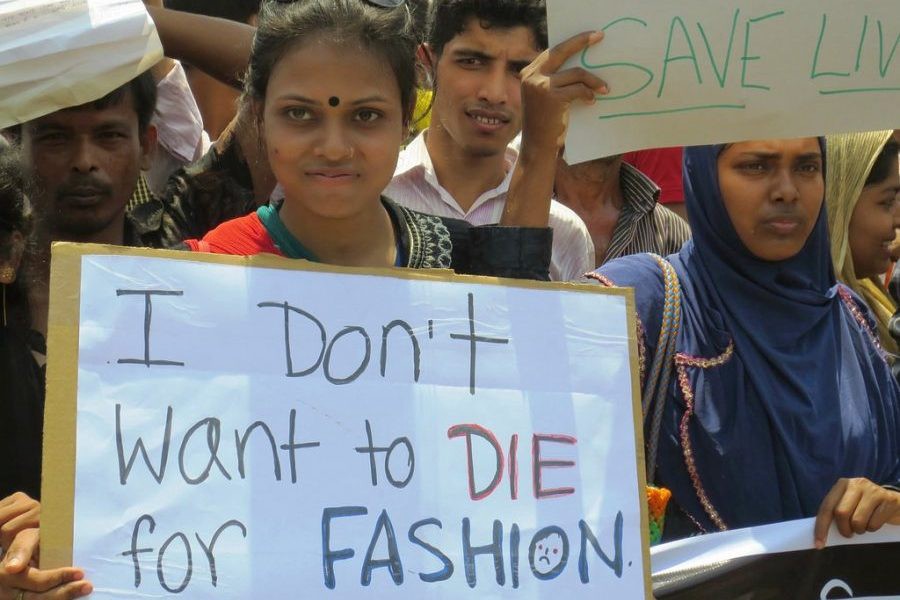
[385,0,594,282]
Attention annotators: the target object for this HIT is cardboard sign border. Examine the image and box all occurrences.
[41,241,651,598]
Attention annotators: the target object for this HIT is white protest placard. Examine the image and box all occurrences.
[42,244,651,599]
[0,0,162,128]
[547,0,900,163]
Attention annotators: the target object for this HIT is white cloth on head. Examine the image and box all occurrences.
[0,0,162,128]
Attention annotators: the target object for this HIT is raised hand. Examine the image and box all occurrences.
[814,477,900,548]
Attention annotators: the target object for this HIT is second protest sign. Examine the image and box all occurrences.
[548,0,900,163]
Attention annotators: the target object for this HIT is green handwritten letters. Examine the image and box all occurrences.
[549,0,900,163]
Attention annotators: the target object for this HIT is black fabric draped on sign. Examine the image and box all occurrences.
[655,542,900,599]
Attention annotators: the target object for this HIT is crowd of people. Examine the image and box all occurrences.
[0,0,898,597]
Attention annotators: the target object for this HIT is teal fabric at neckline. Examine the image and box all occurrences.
[256,204,318,261]
[256,203,404,266]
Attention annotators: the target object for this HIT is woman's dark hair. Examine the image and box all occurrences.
[426,0,548,57]
[0,145,34,331]
[866,140,900,186]
[245,0,418,124]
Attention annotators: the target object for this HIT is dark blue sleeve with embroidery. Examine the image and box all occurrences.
[596,253,668,387]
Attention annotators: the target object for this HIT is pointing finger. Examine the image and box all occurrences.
[813,479,846,548]
[542,31,604,74]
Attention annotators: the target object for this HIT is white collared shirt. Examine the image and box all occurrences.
[385,133,594,281]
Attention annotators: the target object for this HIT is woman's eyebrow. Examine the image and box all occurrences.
[734,151,822,160]
[276,94,319,105]
[350,95,389,106]
[735,152,779,160]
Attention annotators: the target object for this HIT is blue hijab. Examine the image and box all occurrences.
[599,143,900,533]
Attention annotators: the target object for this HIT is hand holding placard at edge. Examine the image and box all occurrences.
[814,477,900,549]
[504,31,608,228]
[0,494,39,552]
[0,494,91,599]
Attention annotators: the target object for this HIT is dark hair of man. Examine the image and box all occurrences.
[164,0,260,24]
[4,71,157,140]
[426,0,548,57]
[0,145,35,331]
[90,70,158,135]
[865,140,900,186]
[244,0,418,124]
[408,0,429,44]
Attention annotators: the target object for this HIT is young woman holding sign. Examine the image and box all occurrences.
[594,139,900,543]
[181,0,604,277]
[0,2,607,598]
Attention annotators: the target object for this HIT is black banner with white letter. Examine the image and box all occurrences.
[652,519,900,599]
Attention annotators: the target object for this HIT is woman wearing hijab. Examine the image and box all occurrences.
[826,131,900,356]
[593,138,900,543]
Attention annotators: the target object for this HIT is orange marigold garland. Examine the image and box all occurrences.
[647,485,672,545]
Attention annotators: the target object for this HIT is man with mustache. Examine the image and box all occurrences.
[385,0,594,282]
[21,73,161,250]
[15,72,183,338]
